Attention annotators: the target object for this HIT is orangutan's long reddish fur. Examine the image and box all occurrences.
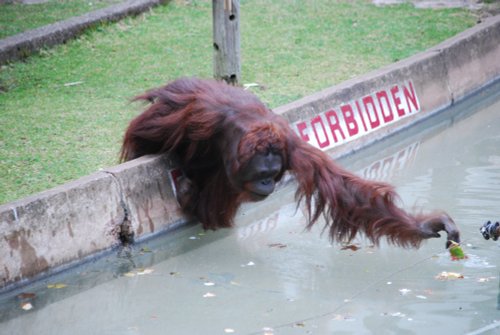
[121,77,459,248]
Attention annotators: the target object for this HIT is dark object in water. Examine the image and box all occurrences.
[480,221,500,241]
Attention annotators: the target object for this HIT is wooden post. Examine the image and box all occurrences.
[212,0,240,85]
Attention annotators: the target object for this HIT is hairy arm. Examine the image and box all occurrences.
[287,136,459,248]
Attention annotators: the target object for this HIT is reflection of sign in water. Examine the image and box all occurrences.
[294,81,421,150]
[238,211,279,240]
[357,141,420,181]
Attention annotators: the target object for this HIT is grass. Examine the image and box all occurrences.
[0,0,476,204]
[0,0,124,39]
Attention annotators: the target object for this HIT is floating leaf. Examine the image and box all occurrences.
[241,261,255,267]
[382,312,406,318]
[268,243,287,249]
[204,282,215,286]
[20,302,33,311]
[294,322,305,328]
[17,292,36,300]
[448,241,467,260]
[140,247,152,253]
[137,268,154,275]
[399,288,411,295]
[262,327,274,334]
[124,268,154,277]
[477,277,495,283]
[47,283,67,289]
[332,314,355,321]
[224,328,235,333]
[341,244,360,251]
[391,312,405,317]
[435,271,464,281]
[203,292,216,298]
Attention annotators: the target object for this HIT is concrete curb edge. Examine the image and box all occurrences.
[0,0,168,65]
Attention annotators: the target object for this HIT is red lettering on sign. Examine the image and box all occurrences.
[376,90,394,123]
[355,101,368,132]
[293,81,421,151]
[403,81,419,113]
[311,116,330,148]
[325,109,346,143]
[340,104,359,137]
[296,121,310,142]
[362,96,380,129]
[390,85,405,117]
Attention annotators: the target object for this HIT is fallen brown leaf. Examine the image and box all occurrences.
[341,244,360,251]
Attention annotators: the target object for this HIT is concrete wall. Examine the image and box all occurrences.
[0,155,185,289]
[1,15,500,290]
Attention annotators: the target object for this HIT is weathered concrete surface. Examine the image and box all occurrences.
[0,155,184,289]
[1,14,500,290]
[103,155,185,238]
[0,172,123,288]
[0,0,168,65]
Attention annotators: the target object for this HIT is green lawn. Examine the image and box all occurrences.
[0,0,125,39]
[0,0,476,204]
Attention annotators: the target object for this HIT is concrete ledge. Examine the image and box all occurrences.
[103,155,185,239]
[1,15,500,290]
[0,0,168,65]
[0,171,123,287]
[0,155,185,289]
